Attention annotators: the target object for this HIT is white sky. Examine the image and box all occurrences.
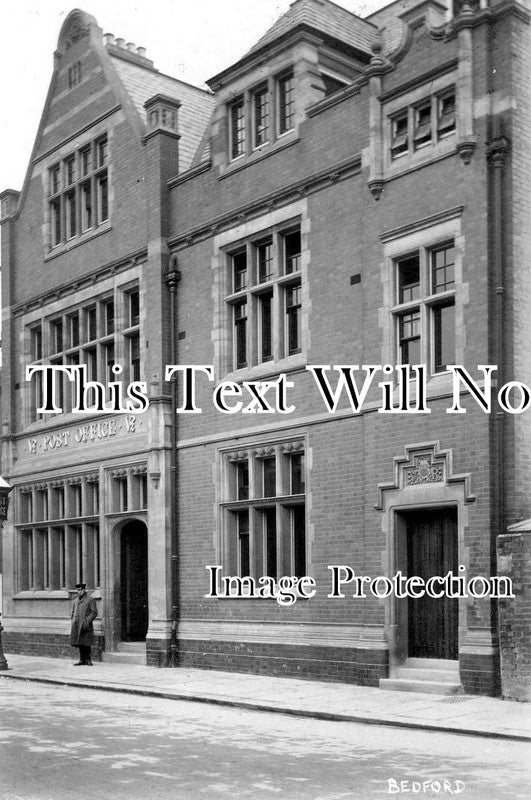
[0,0,392,191]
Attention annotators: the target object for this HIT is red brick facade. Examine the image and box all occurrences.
[1,0,529,698]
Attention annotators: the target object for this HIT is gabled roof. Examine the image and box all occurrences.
[247,0,377,56]
[110,56,214,172]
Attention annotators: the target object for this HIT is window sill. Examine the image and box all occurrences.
[386,138,456,181]
[14,588,102,600]
[219,133,299,180]
[223,353,306,384]
[14,590,72,600]
[22,409,123,433]
[45,221,112,261]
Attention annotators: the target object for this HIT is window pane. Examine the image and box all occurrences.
[129,290,140,326]
[399,310,421,364]
[80,146,92,176]
[97,173,108,222]
[230,100,245,159]
[104,342,115,382]
[284,229,301,274]
[278,73,295,134]
[237,510,250,575]
[50,165,61,195]
[104,300,114,334]
[65,191,76,239]
[232,251,247,292]
[262,457,276,497]
[97,136,108,167]
[129,332,141,381]
[51,198,62,246]
[264,508,277,579]
[414,101,432,148]
[65,156,76,186]
[81,181,92,230]
[398,255,420,302]
[31,326,43,361]
[431,244,455,293]
[236,461,249,500]
[85,307,97,341]
[253,88,269,147]
[257,240,273,283]
[292,506,306,578]
[433,302,455,372]
[438,91,456,137]
[50,320,63,353]
[290,453,305,494]
[234,301,247,368]
[391,111,408,158]
[260,292,273,362]
[19,531,34,590]
[70,313,80,348]
[286,284,302,355]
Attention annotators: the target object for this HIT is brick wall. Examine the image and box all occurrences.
[3,632,105,662]
[497,525,531,701]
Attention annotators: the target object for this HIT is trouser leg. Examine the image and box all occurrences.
[79,645,91,664]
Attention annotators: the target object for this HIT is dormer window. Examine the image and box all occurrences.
[278,72,295,134]
[389,88,456,161]
[229,99,245,160]
[225,69,297,163]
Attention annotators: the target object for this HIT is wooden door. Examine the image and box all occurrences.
[406,508,458,659]
[120,521,148,641]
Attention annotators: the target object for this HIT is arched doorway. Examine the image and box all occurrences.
[120,520,148,641]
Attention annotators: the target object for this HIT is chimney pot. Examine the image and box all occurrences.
[126,42,135,52]
[137,46,147,57]
[115,38,125,48]
[104,33,114,45]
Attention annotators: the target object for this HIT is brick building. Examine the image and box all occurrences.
[1,0,530,697]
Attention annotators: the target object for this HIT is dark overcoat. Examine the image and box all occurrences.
[70,593,98,646]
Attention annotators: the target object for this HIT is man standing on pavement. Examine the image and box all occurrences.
[70,583,98,666]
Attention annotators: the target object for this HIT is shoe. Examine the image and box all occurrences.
[73,661,85,666]
[86,660,93,666]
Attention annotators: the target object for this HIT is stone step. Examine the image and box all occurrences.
[379,677,463,695]
[394,667,459,683]
[406,657,459,671]
[115,641,145,653]
[102,650,145,665]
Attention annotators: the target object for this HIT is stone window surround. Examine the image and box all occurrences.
[22,269,142,429]
[14,472,101,597]
[216,436,309,581]
[211,198,310,382]
[379,209,467,384]
[42,122,114,258]
[226,66,296,165]
[383,72,458,177]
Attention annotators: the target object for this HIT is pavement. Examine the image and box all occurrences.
[1,652,530,742]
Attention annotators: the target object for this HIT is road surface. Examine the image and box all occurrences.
[0,680,528,799]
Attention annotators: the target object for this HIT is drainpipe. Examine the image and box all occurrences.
[487,128,509,691]
[165,258,181,666]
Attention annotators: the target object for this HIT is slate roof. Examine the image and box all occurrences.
[110,55,214,172]
[248,0,377,56]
